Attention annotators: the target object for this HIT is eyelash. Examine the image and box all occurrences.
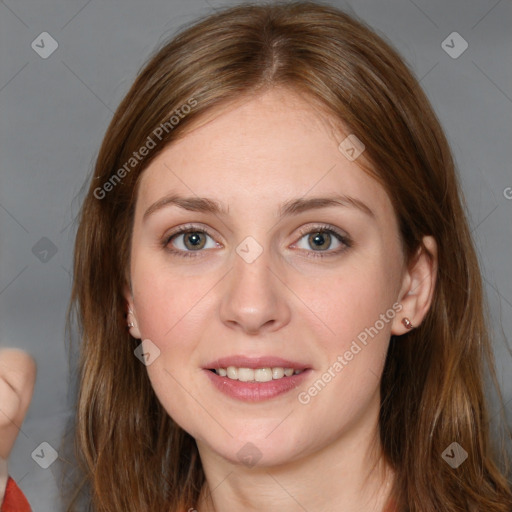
[162,223,352,259]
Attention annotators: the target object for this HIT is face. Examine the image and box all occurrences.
[126,87,409,468]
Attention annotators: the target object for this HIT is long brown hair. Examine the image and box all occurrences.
[66,1,512,510]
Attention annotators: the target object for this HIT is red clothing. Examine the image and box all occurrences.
[1,477,31,512]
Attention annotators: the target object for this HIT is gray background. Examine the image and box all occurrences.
[1,0,511,509]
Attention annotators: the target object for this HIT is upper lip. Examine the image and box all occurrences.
[204,355,310,370]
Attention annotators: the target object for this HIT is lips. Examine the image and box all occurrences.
[203,355,310,371]
[202,355,313,402]
[204,365,312,402]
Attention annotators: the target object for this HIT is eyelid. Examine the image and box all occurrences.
[162,222,352,258]
[293,223,352,257]
[163,223,218,243]
[162,223,221,257]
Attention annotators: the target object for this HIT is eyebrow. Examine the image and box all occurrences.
[142,193,375,221]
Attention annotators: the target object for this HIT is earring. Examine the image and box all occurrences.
[127,307,136,329]
[126,306,142,339]
[401,317,413,329]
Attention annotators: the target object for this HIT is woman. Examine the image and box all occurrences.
[2,1,511,510]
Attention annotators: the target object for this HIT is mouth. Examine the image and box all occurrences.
[203,355,311,401]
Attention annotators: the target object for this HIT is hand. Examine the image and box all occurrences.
[0,349,37,460]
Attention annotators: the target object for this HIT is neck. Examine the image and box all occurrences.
[195,402,395,512]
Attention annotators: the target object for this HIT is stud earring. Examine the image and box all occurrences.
[127,308,136,329]
[401,317,413,329]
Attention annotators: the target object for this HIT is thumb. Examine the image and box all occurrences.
[0,348,37,460]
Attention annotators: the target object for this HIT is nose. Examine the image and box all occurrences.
[219,241,291,335]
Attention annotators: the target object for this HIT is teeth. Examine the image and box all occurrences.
[254,368,273,382]
[238,368,254,382]
[272,367,284,379]
[214,366,304,382]
[226,366,238,379]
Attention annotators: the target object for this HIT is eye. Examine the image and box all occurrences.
[162,223,351,259]
[163,224,220,258]
[293,224,351,258]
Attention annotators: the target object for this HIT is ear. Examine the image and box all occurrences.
[391,235,438,335]
[123,282,142,340]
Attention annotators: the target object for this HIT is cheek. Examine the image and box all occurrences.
[131,255,209,342]
[301,256,400,407]
[130,262,211,429]
[296,269,397,425]
[311,259,399,344]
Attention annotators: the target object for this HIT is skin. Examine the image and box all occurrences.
[126,87,437,512]
[0,349,36,501]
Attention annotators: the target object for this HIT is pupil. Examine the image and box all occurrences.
[310,232,330,250]
[186,232,203,249]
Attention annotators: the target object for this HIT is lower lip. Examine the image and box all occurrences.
[204,368,311,402]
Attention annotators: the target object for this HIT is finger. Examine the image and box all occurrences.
[0,349,37,459]
[0,376,21,427]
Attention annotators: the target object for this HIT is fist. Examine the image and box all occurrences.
[0,349,36,460]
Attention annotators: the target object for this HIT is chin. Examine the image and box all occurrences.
[199,427,310,469]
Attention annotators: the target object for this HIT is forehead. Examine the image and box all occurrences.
[136,88,393,222]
